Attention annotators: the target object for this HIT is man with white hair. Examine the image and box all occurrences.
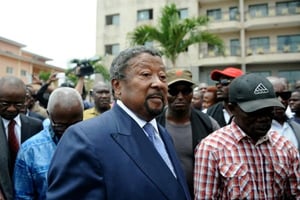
[13,87,84,200]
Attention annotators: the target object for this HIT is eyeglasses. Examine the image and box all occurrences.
[215,79,231,86]
[0,101,24,110]
[275,91,291,100]
[168,87,193,96]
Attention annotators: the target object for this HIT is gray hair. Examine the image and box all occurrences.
[0,76,26,96]
[47,87,84,114]
[110,46,161,80]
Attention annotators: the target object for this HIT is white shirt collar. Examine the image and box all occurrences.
[2,114,21,127]
[116,100,158,133]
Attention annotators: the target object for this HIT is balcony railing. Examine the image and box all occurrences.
[207,10,240,22]
[199,43,300,58]
[245,5,300,21]
[205,5,300,23]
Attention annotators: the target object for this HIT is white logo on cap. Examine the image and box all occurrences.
[254,83,269,94]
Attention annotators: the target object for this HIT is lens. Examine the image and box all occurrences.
[168,88,193,96]
[216,79,231,86]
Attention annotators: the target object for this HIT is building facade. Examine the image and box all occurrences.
[96,0,300,88]
[0,36,64,84]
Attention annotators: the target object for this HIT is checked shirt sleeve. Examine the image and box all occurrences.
[194,140,220,200]
[288,147,300,198]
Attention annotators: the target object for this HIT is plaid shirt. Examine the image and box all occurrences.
[194,121,300,200]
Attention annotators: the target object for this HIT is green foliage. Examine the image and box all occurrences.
[38,71,51,81]
[128,3,224,67]
[94,63,110,81]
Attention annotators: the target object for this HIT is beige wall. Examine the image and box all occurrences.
[0,37,64,84]
[96,0,300,84]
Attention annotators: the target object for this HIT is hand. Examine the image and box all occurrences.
[46,73,58,84]
[32,74,43,85]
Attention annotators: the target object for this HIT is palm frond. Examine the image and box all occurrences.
[128,3,224,67]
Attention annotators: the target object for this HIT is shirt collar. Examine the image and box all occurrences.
[116,100,158,132]
[230,120,270,145]
[2,114,21,127]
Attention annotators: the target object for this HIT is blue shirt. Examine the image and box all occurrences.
[13,124,56,200]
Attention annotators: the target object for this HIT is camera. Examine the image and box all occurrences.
[70,56,100,77]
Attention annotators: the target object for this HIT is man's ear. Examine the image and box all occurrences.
[111,79,121,99]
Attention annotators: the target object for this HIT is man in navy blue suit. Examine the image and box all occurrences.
[47,46,191,200]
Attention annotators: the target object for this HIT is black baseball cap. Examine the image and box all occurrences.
[229,73,284,112]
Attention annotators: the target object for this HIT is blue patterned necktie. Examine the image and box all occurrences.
[143,123,176,177]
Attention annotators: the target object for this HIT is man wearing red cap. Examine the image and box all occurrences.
[206,67,243,127]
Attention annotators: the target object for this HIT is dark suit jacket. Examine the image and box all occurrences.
[288,119,300,153]
[27,110,46,122]
[0,114,43,200]
[206,101,227,127]
[47,104,191,200]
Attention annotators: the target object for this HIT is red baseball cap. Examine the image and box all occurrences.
[210,67,244,81]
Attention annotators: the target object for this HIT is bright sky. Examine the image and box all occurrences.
[0,0,97,69]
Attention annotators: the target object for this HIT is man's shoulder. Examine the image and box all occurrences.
[200,125,235,148]
[20,128,52,150]
[269,130,299,151]
[288,119,300,130]
[83,107,96,114]
[83,107,99,120]
[20,114,43,126]
[206,102,223,113]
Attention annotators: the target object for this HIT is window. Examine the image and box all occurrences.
[277,35,300,52]
[230,39,240,56]
[178,8,188,19]
[249,4,268,18]
[249,37,269,54]
[229,7,238,20]
[276,1,300,15]
[20,69,27,77]
[106,14,120,25]
[137,9,153,21]
[6,67,13,74]
[105,44,120,56]
[278,70,300,86]
[207,44,220,56]
[251,71,271,77]
[207,9,221,21]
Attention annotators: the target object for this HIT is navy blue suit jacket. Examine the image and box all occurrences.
[47,104,191,200]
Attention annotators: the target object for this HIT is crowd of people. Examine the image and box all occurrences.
[0,46,300,199]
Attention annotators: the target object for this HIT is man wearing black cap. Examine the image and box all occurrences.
[206,67,243,127]
[156,68,220,198]
[194,73,300,199]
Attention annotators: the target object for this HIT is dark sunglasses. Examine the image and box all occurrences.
[215,79,231,86]
[276,91,291,100]
[168,87,193,96]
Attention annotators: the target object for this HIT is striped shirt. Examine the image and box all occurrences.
[194,121,300,199]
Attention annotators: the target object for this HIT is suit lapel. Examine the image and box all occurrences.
[110,105,187,199]
[0,116,13,199]
[20,114,30,142]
